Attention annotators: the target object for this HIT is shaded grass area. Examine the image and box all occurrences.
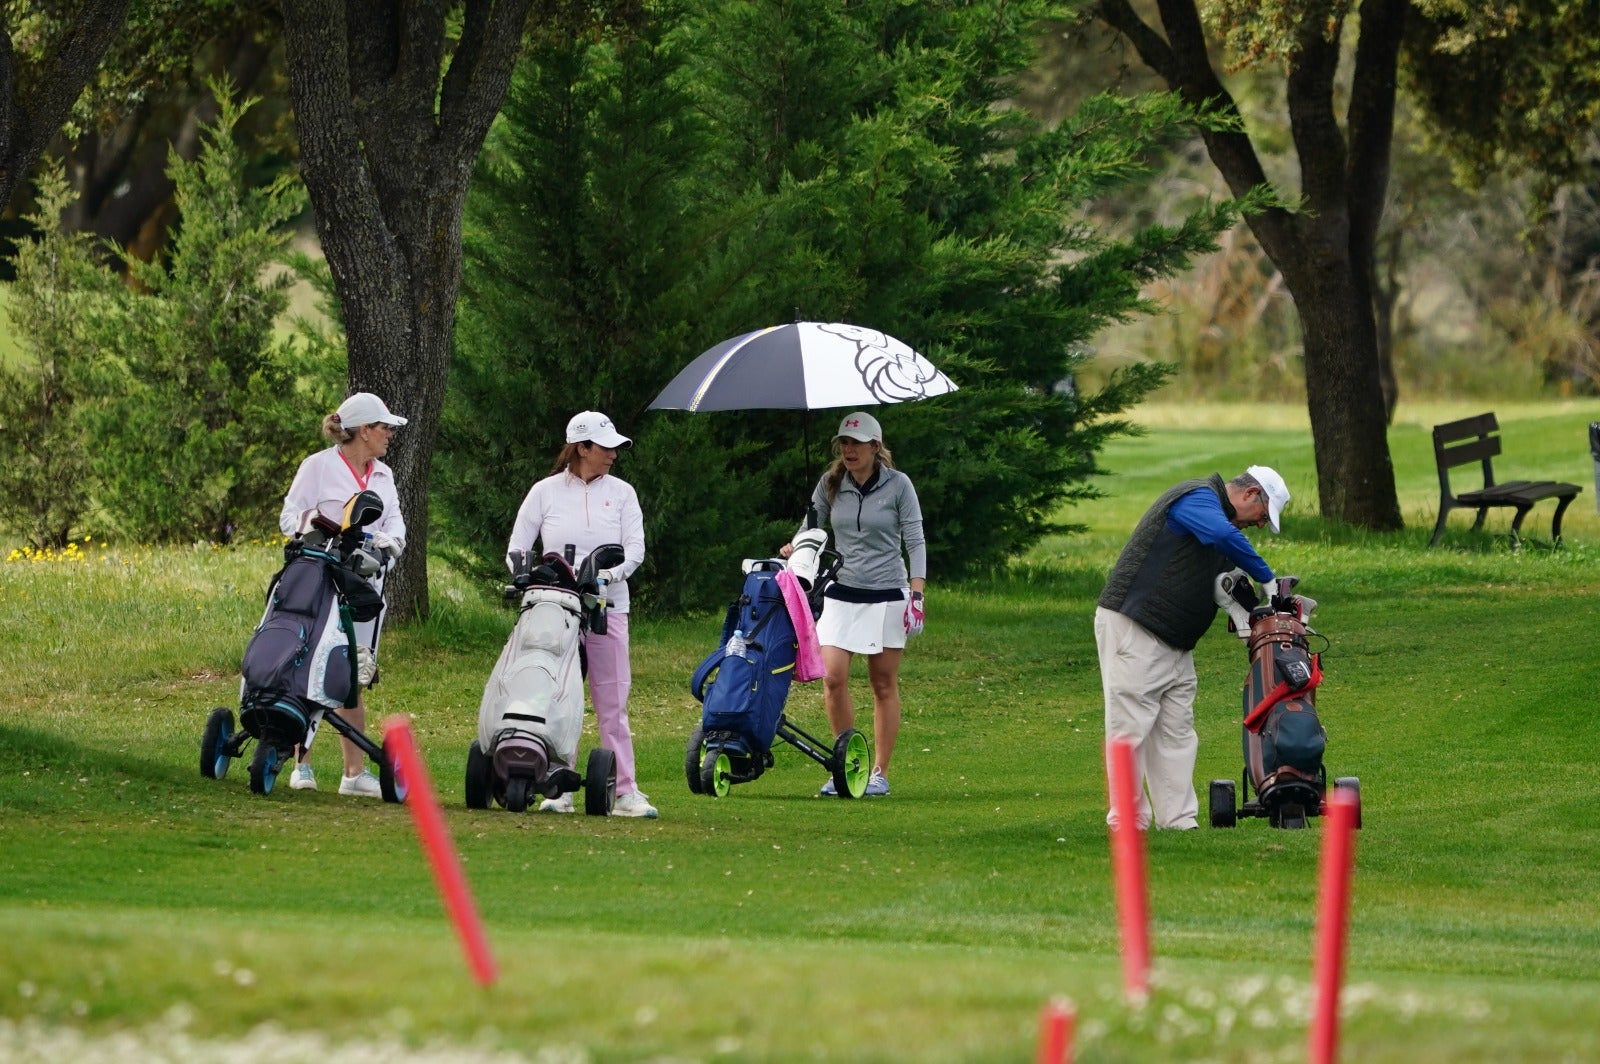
[3,405,1600,1060]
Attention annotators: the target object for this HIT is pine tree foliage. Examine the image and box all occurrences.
[86,83,335,543]
[0,165,118,548]
[445,0,1248,612]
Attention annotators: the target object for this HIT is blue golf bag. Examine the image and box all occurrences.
[685,553,870,799]
[691,561,798,760]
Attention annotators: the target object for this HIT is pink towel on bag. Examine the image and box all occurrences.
[776,569,825,682]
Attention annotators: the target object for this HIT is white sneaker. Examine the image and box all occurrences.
[289,764,317,791]
[613,791,658,818]
[538,792,575,814]
[338,770,381,797]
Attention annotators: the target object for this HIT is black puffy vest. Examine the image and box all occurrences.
[1097,474,1237,651]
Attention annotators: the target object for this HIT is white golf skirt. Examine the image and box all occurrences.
[816,595,907,655]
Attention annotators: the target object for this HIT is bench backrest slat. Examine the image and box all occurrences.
[1433,413,1502,493]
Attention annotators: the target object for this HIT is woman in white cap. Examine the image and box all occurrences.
[783,410,926,797]
[277,391,409,797]
[506,411,655,818]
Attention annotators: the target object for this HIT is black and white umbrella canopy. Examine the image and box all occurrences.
[649,322,958,412]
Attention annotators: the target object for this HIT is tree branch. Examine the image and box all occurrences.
[1345,0,1406,265]
[0,0,131,205]
[1284,0,1347,227]
[438,0,536,167]
[1096,0,1296,261]
[279,0,404,296]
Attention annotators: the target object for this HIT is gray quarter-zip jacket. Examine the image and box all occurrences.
[802,464,926,592]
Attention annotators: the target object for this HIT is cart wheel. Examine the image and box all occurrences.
[1208,778,1236,828]
[585,747,618,816]
[700,746,731,798]
[249,742,281,795]
[379,735,407,804]
[505,775,532,813]
[831,729,870,799]
[465,740,491,809]
[201,707,235,780]
[685,727,706,795]
[1334,776,1362,830]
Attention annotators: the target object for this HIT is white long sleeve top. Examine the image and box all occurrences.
[278,446,407,554]
[506,470,645,613]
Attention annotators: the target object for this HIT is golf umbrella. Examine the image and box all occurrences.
[648,322,957,412]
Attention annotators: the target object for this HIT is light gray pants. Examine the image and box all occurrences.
[1093,606,1200,830]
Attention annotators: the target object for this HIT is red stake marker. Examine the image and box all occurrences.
[1308,788,1358,1064]
[384,716,498,987]
[1105,738,1150,1002]
[1035,997,1076,1064]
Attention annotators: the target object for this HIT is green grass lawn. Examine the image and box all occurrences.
[3,405,1600,1062]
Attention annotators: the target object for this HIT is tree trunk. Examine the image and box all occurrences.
[1283,255,1403,526]
[0,0,131,207]
[279,0,535,621]
[1095,0,1408,530]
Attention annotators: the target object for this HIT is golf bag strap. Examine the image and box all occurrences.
[689,648,721,704]
[1242,653,1322,733]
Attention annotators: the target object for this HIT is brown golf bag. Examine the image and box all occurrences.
[1208,572,1360,830]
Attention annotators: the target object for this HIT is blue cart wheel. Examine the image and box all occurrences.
[201,707,235,780]
[249,742,281,795]
[379,736,407,804]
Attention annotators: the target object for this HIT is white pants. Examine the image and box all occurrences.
[1094,606,1199,830]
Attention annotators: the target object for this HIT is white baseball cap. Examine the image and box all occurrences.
[835,411,883,443]
[337,392,407,428]
[566,411,632,449]
[1247,465,1291,534]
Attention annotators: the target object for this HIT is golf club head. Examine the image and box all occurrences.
[342,489,384,531]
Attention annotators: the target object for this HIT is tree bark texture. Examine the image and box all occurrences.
[279,0,535,620]
[1095,0,1406,529]
[0,0,132,206]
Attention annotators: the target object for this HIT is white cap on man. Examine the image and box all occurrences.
[337,392,407,428]
[835,411,883,443]
[1247,465,1291,534]
[566,411,632,449]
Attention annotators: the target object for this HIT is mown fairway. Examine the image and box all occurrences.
[3,403,1599,1062]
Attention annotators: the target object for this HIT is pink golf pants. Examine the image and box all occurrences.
[582,612,638,795]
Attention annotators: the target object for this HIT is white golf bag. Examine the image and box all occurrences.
[465,544,625,815]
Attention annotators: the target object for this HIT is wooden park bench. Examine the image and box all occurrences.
[1430,412,1581,546]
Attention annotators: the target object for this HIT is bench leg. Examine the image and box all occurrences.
[1429,504,1453,547]
[1551,495,1575,545]
[1471,506,1490,532]
[1508,505,1534,546]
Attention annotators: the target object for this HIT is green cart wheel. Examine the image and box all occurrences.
[685,727,706,795]
[700,747,731,798]
[831,728,870,799]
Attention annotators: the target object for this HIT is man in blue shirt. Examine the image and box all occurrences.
[1094,466,1291,829]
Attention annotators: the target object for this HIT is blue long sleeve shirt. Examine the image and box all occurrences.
[1167,488,1273,583]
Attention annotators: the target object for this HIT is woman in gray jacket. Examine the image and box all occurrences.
[783,411,926,796]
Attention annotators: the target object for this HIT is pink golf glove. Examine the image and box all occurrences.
[904,592,924,637]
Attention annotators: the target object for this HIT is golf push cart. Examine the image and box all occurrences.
[466,544,625,815]
[686,520,872,800]
[1207,571,1360,831]
[200,489,406,801]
